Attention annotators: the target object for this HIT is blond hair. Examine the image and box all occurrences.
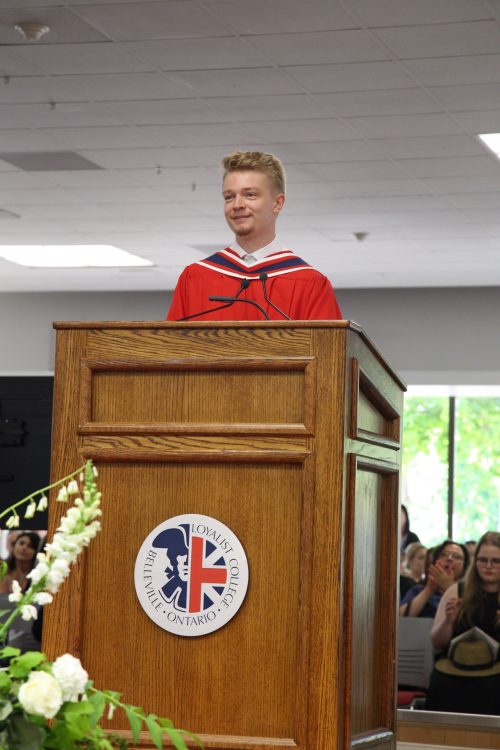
[222,151,286,194]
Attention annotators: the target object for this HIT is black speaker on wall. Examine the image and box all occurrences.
[0,377,53,530]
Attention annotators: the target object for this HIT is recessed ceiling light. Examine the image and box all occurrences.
[0,245,153,268]
[478,133,500,158]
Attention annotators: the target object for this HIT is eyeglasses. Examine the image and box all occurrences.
[439,552,464,562]
[476,556,500,567]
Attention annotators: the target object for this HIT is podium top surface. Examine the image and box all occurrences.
[52,319,406,389]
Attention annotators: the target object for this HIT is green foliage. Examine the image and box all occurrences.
[402,397,449,466]
[403,395,500,542]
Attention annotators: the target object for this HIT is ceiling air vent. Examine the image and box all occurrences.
[0,151,103,172]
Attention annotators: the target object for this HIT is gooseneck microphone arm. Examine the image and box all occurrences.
[177,278,250,321]
[259,273,291,320]
[208,296,270,320]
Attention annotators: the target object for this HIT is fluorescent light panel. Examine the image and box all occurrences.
[478,133,500,158]
[0,245,153,268]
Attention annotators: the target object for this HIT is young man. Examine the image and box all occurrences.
[167,151,342,321]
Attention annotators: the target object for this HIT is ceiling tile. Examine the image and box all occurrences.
[247,118,361,143]
[343,113,463,139]
[125,37,266,70]
[345,0,493,26]
[171,68,303,97]
[105,99,232,125]
[62,72,194,101]
[445,192,500,208]
[38,125,188,150]
[206,94,329,122]
[430,83,500,112]
[449,110,500,133]
[79,147,198,169]
[372,135,486,159]
[271,140,389,162]
[0,101,123,128]
[247,29,389,66]
[0,75,86,104]
[204,0,358,34]
[285,61,415,93]
[376,21,500,59]
[306,160,409,180]
[395,155,500,178]
[406,55,500,86]
[423,175,500,194]
[73,1,229,40]
[10,42,154,75]
[140,123,260,147]
[316,89,440,117]
[0,128,64,151]
[0,49,47,76]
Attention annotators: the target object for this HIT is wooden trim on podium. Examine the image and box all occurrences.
[350,358,401,450]
[79,357,317,437]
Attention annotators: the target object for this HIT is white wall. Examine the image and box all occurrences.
[1,287,499,385]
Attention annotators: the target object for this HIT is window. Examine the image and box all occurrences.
[402,391,500,546]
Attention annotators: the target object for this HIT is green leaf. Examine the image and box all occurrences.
[102,689,121,703]
[0,672,11,691]
[165,727,189,750]
[0,647,20,660]
[0,562,7,582]
[6,712,42,750]
[87,690,106,728]
[145,713,163,749]
[8,652,46,679]
[125,706,143,744]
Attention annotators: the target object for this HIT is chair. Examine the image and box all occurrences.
[397,616,435,707]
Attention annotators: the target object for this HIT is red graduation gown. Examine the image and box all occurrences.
[167,248,342,321]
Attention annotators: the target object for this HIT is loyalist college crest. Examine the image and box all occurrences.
[134,514,249,636]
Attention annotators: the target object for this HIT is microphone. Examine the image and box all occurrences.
[177,278,250,321]
[208,296,270,320]
[259,273,291,320]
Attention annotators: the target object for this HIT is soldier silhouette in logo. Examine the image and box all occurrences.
[153,524,190,611]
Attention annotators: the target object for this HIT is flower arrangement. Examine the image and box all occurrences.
[0,461,194,750]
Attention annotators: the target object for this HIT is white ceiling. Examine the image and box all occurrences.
[1,0,500,292]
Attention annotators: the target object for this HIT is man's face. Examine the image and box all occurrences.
[222,170,284,244]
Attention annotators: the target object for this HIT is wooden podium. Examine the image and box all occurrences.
[46,321,405,750]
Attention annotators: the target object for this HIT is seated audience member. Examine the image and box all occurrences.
[404,542,427,583]
[465,539,477,564]
[400,505,420,552]
[426,531,500,714]
[2,530,20,560]
[0,532,40,594]
[400,542,427,600]
[400,540,469,618]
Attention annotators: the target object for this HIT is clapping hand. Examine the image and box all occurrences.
[427,560,455,592]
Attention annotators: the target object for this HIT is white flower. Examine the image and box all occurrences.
[28,561,49,585]
[8,581,23,603]
[56,486,68,502]
[18,671,63,719]
[33,592,53,606]
[37,495,48,511]
[52,654,88,702]
[20,605,38,621]
[24,501,36,519]
[67,480,79,495]
[5,513,19,529]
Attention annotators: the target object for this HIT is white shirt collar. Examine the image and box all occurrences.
[230,237,283,265]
